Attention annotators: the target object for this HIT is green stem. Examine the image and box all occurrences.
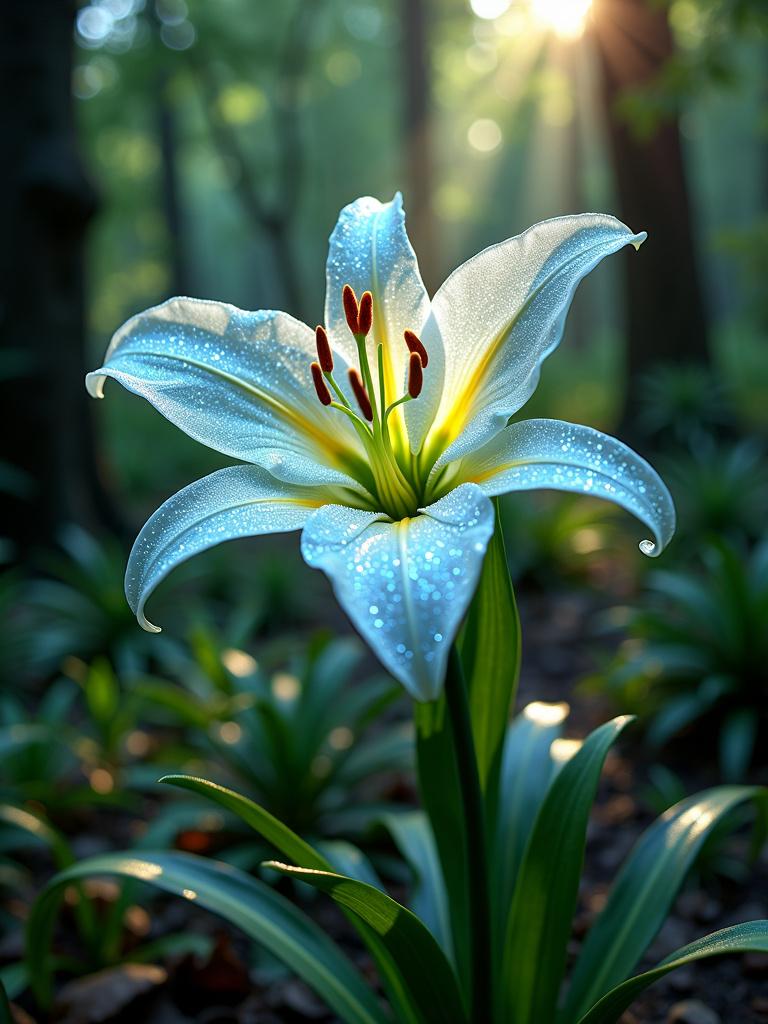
[443,645,493,1023]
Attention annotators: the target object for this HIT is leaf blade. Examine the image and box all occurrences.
[577,921,768,1024]
[499,716,633,1023]
[266,861,468,1024]
[27,851,388,1024]
[563,785,767,1020]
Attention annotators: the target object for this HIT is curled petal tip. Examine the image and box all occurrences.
[138,612,162,634]
[632,231,648,252]
[85,371,106,399]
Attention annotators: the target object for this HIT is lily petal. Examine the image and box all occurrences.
[324,194,435,449]
[126,465,326,632]
[426,214,645,466]
[301,483,494,701]
[87,297,365,490]
[463,419,676,555]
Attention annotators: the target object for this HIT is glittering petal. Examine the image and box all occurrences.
[425,215,646,466]
[300,483,494,701]
[324,194,437,450]
[87,297,364,489]
[463,419,676,555]
[127,465,327,632]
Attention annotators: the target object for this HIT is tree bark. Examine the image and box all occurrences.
[0,0,111,556]
[591,0,710,427]
[400,0,438,291]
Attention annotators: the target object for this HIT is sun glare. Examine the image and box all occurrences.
[531,0,593,38]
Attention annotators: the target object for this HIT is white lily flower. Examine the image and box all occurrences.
[87,194,675,701]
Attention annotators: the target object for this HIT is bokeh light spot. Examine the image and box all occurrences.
[531,0,593,39]
[470,0,512,19]
[467,117,502,153]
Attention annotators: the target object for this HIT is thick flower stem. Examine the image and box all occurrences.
[443,645,493,1023]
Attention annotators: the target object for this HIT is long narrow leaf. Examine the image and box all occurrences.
[460,500,521,798]
[266,861,468,1024]
[414,698,471,994]
[379,811,451,957]
[27,851,388,1024]
[562,785,767,1020]
[577,921,768,1024]
[160,775,418,1024]
[159,775,327,868]
[499,716,633,1023]
[493,703,566,949]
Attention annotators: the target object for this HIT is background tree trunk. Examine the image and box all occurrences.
[592,0,710,430]
[0,0,114,558]
[400,0,438,291]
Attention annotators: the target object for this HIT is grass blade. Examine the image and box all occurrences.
[499,716,633,1023]
[460,500,521,798]
[577,921,768,1024]
[266,861,468,1024]
[562,785,766,1020]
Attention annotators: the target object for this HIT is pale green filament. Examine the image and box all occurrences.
[317,315,429,520]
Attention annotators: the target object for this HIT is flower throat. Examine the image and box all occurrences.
[309,285,429,520]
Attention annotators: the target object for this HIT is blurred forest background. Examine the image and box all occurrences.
[2,0,766,552]
[0,3,767,1018]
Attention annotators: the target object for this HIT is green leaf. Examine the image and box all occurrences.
[266,861,468,1024]
[317,840,385,890]
[0,804,73,869]
[499,716,633,1024]
[379,810,451,958]
[460,500,521,797]
[577,921,768,1024]
[493,702,566,949]
[159,775,327,869]
[719,709,757,781]
[562,785,767,1021]
[414,697,471,995]
[84,657,120,727]
[27,851,387,1024]
[160,776,417,1024]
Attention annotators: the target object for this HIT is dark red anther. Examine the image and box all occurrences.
[311,362,332,406]
[342,284,360,335]
[315,325,334,373]
[407,351,423,399]
[358,291,373,336]
[404,329,429,368]
[348,368,373,421]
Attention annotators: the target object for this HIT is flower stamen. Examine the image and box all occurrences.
[315,325,334,373]
[407,351,423,398]
[348,368,374,422]
[358,291,373,337]
[342,284,360,335]
[404,329,428,368]
[310,362,332,406]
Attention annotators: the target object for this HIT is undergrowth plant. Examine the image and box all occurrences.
[135,632,412,843]
[591,537,768,779]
